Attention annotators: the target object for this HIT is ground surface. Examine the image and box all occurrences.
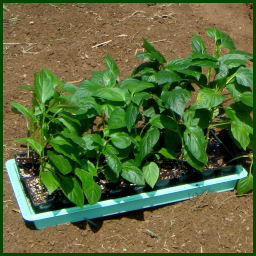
[3,3,253,253]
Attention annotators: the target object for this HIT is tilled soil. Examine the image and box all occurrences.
[3,3,253,253]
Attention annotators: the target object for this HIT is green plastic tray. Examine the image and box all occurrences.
[6,159,247,229]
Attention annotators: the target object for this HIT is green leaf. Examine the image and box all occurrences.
[49,136,80,164]
[41,167,60,194]
[240,91,253,107]
[195,88,224,109]
[231,122,250,150]
[132,92,151,106]
[94,87,126,102]
[34,69,61,104]
[237,174,253,194]
[156,70,182,85]
[227,83,251,102]
[165,57,191,70]
[103,167,119,183]
[104,55,120,75]
[141,38,166,64]
[149,115,177,131]
[164,130,180,155]
[142,162,159,188]
[59,175,84,207]
[15,137,43,155]
[121,162,145,185]
[235,67,253,87]
[104,149,122,176]
[61,82,78,94]
[218,54,247,69]
[192,34,207,54]
[110,132,132,149]
[79,79,102,96]
[92,70,105,84]
[125,103,139,132]
[81,159,97,177]
[108,107,126,129]
[75,168,101,205]
[183,147,204,172]
[184,127,208,164]
[159,148,176,160]
[103,70,116,88]
[10,102,33,118]
[138,128,160,164]
[206,27,235,50]
[120,78,154,95]
[47,151,72,175]
[228,49,253,61]
[18,84,34,91]
[161,87,192,116]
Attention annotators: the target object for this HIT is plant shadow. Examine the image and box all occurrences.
[71,208,145,232]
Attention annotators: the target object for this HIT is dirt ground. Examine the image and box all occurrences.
[3,3,253,253]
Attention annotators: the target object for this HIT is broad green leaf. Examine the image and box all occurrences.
[110,132,132,149]
[206,27,235,50]
[49,136,80,164]
[80,159,97,177]
[104,55,120,75]
[195,88,224,109]
[161,87,192,116]
[104,149,122,176]
[125,103,139,131]
[225,102,253,134]
[237,174,253,194]
[149,115,177,131]
[142,162,159,188]
[10,102,33,118]
[47,151,72,175]
[218,54,247,69]
[92,70,105,84]
[183,147,204,172]
[184,126,208,164]
[191,59,217,68]
[228,49,253,61]
[103,70,116,88]
[132,92,151,106]
[34,69,61,104]
[192,34,207,54]
[71,96,100,116]
[94,87,126,102]
[132,62,159,76]
[79,79,102,96]
[48,96,80,113]
[141,38,166,64]
[61,82,78,94]
[15,137,43,155]
[41,167,60,194]
[164,130,180,155]
[216,64,229,79]
[227,83,251,102]
[231,122,250,150]
[59,175,84,207]
[165,57,191,70]
[235,67,253,87]
[240,91,253,107]
[138,128,160,164]
[176,69,202,81]
[103,167,119,183]
[57,117,80,135]
[159,147,176,160]
[121,162,145,185]
[108,107,126,129]
[75,168,101,205]
[120,78,154,95]
[225,103,253,150]
[156,70,182,85]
